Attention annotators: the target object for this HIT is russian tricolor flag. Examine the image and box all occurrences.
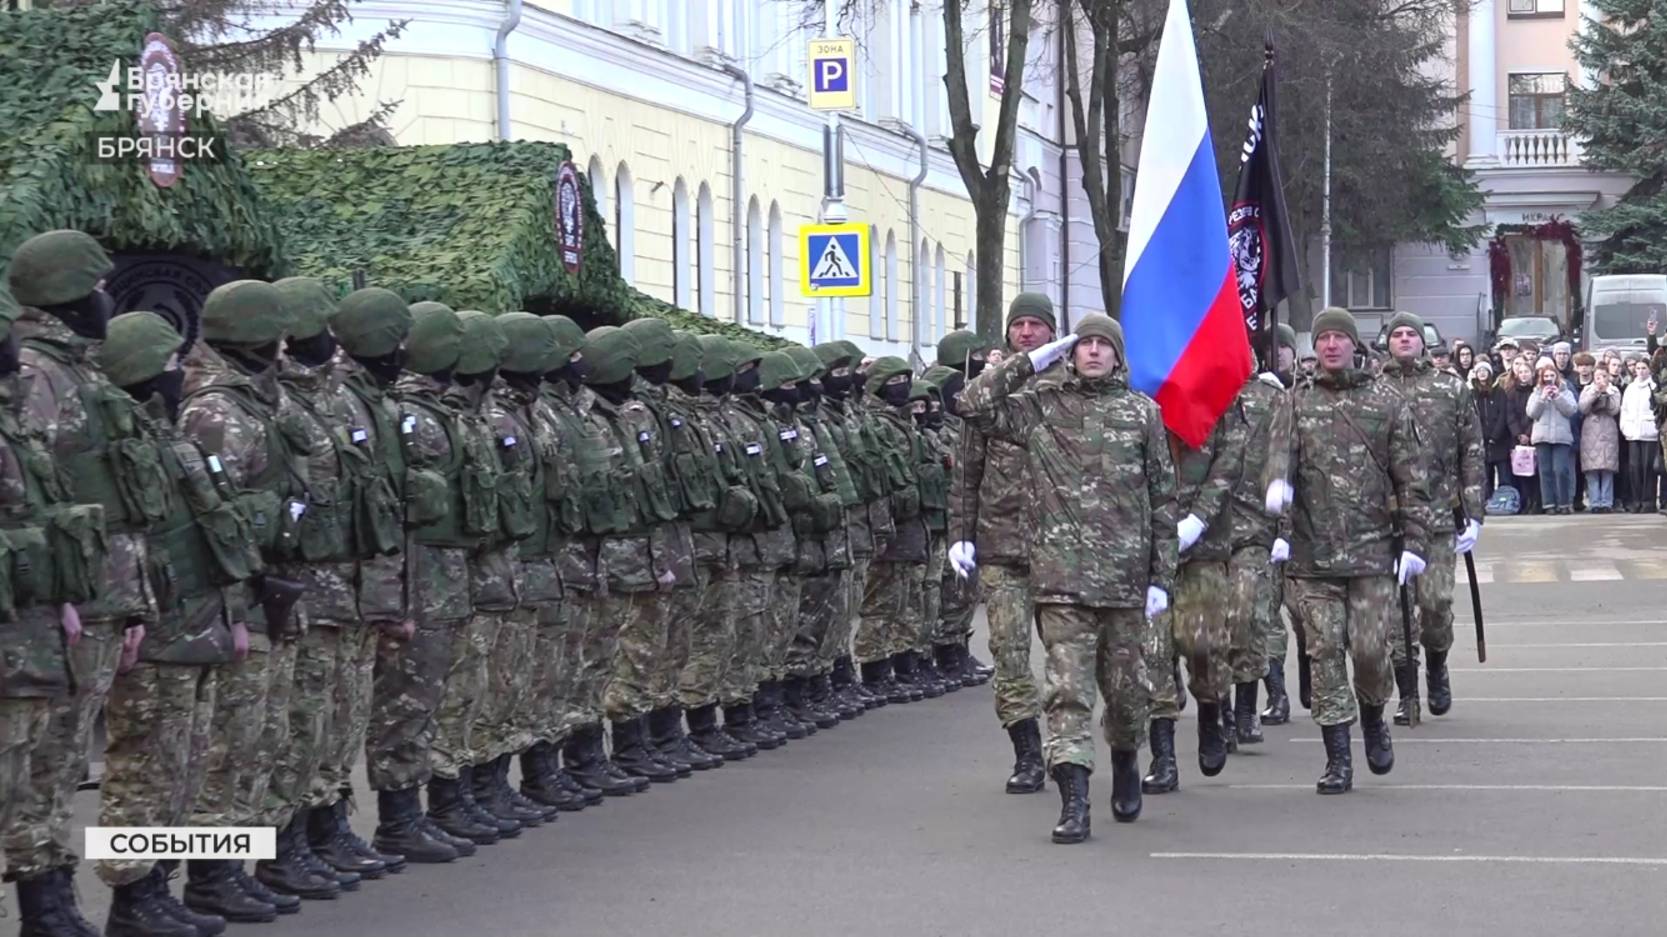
[1121,0,1252,448]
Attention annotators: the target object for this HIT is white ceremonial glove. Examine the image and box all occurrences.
[1270,538,1290,564]
[948,541,978,580]
[1265,479,1293,516]
[1258,371,1285,390]
[1145,586,1170,620]
[1454,519,1482,555]
[1396,550,1427,586]
[1026,335,1077,372]
[1178,514,1207,553]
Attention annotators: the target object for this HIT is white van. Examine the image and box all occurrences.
[1584,274,1667,356]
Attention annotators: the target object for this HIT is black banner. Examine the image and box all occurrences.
[1228,44,1301,359]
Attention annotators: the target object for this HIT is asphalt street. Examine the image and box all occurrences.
[30,514,1667,937]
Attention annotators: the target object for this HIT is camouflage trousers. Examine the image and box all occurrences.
[1039,604,1151,770]
[680,567,739,708]
[479,607,539,760]
[1392,535,1457,666]
[981,562,1040,729]
[267,625,338,829]
[1267,569,1297,662]
[601,590,662,722]
[95,663,217,887]
[1226,546,1275,684]
[1150,561,1230,719]
[719,570,772,705]
[547,591,590,740]
[853,561,910,665]
[1286,576,1396,727]
[0,699,49,858]
[3,621,119,878]
[576,590,628,726]
[653,580,702,710]
[816,566,857,671]
[765,572,803,683]
[916,537,946,652]
[938,563,979,647]
[524,599,568,747]
[366,617,458,792]
[310,625,378,809]
[193,635,291,828]
[431,612,503,778]
[788,568,844,679]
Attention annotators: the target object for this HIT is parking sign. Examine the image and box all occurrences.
[807,38,857,111]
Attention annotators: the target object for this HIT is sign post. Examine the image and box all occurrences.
[807,25,857,343]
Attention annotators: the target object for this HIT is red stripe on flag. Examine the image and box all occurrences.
[1152,273,1253,448]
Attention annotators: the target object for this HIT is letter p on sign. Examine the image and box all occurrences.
[807,38,857,110]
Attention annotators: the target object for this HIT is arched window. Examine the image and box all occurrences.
[768,201,784,326]
[884,230,898,342]
[587,156,608,226]
[672,178,690,308]
[696,182,715,317]
[870,225,885,339]
[934,245,947,340]
[614,162,635,281]
[917,239,931,350]
[746,197,763,324]
[965,251,977,331]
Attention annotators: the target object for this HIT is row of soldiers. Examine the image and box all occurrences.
[0,228,998,937]
[947,297,1483,843]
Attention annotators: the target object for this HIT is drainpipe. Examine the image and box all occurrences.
[493,0,524,141]
[902,123,929,367]
[721,63,754,323]
[1056,1,1071,327]
[1019,173,1040,301]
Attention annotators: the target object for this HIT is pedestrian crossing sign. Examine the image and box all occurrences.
[800,223,871,297]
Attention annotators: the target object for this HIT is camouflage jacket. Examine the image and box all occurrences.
[390,374,473,624]
[798,396,858,571]
[727,395,799,570]
[660,385,730,570]
[868,400,927,564]
[277,357,359,626]
[458,386,521,612]
[962,355,1178,609]
[1265,366,1435,577]
[590,391,695,592]
[0,374,77,697]
[1227,375,1286,551]
[818,394,879,558]
[17,311,156,626]
[536,382,602,594]
[631,382,699,590]
[1378,357,1486,534]
[336,363,407,623]
[688,391,754,572]
[1172,396,1250,565]
[772,399,847,572]
[950,363,1064,563]
[918,422,951,535]
[490,381,561,606]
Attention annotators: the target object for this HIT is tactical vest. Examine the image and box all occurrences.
[25,340,172,533]
[727,399,790,531]
[398,397,501,549]
[0,411,108,622]
[181,382,311,562]
[535,391,598,540]
[281,385,356,564]
[660,392,719,515]
[917,428,950,532]
[489,408,541,554]
[342,376,406,558]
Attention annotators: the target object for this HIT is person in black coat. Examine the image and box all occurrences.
[1471,362,1511,501]
[1502,358,1542,513]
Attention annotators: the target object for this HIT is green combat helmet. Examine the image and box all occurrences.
[97,312,185,388]
[497,312,561,376]
[922,365,958,389]
[785,346,824,383]
[622,317,675,368]
[5,229,112,307]
[201,280,292,346]
[864,355,911,393]
[273,277,336,341]
[581,326,642,386]
[756,351,800,391]
[406,301,466,375]
[547,315,585,364]
[812,341,854,371]
[330,288,413,358]
[937,329,989,369]
[908,380,935,404]
[454,311,508,376]
[669,330,703,382]
[697,335,736,381]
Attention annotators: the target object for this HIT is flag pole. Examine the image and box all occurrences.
[1262,37,1278,373]
[1321,63,1334,310]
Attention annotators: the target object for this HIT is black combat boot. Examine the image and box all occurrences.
[152,861,226,936]
[1049,763,1091,845]
[1297,652,1313,710]
[14,867,101,937]
[914,652,952,696]
[931,644,964,692]
[812,673,861,720]
[1393,660,1421,727]
[892,652,932,700]
[858,660,895,707]
[1173,659,1187,713]
[105,866,199,937]
[565,724,645,794]
[759,682,810,738]
[1426,649,1452,716]
[225,862,301,915]
[1261,657,1291,725]
[334,787,406,872]
[1004,718,1046,794]
[307,800,388,879]
[494,752,558,822]
[1110,750,1142,822]
[1234,682,1264,744]
[1316,723,1354,794]
[1142,718,1179,794]
[255,814,342,899]
[460,763,525,837]
[1360,702,1395,775]
[1196,701,1228,777]
[426,774,501,845]
[371,787,459,864]
[184,860,276,924]
[832,656,875,709]
[521,741,585,810]
[689,702,753,760]
[611,718,680,782]
[554,758,605,806]
[652,706,724,770]
[1220,695,1240,754]
[722,700,781,750]
[965,640,995,684]
[281,809,361,893]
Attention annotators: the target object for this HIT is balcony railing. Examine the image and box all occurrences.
[1497,129,1584,168]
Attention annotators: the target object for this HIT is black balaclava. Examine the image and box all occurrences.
[216,340,281,376]
[822,370,854,399]
[41,289,114,341]
[286,331,337,368]
[879,380,910,408]
[964,357,986,380]
[703,373,734,398]
[353,348,406,388]
[733,366,762,395]
[924,402,945,430]
[592,377,634,405]
[122,369,186,422]
[939,373,967,416]
[0,333,21,378]
[426,367,455,387]
[503,369,542,394]
[546,357,591,390]
[673,369,705,398]
[763,384,800,408]
[454,368,497,407]
[637,361,673,386]
[800,378,823,407]
[912,406,930,428]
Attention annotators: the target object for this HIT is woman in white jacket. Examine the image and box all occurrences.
[1525,359,1579,514]
[1619,357,1659,512]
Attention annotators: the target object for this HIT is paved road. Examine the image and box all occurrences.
[31,515,1667,937]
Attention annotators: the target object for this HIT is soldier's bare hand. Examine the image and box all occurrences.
[375,619,416,642]
[656,569,677,591]
[119,624,145,674]
[59,603,82,647]
[230,621,251,659]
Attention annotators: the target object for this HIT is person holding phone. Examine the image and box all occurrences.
[1525,358,1579,514]
[1620,356,1660,512]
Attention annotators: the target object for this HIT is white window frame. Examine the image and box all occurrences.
[614,162,635,281]
[746,197,763,324]
[1332,246,1393,311]
[768,202,785,326]
[697,182,716,317]
[672,178,691,308]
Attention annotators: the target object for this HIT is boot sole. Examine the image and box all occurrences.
[1141,781,1178,794]
[1051,830,1090,844]
[1112,808,1141,823]
[1198,757,1226,777]
[186,899,279,924]
[1005,781,1046,794]
[1316,783,1353,794]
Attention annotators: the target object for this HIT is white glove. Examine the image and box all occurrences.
[1454,519,1482,555]
[1178,514,1207,553]
[1264,479,1293,516]
[1270,538,1290,563]
[1396,550,1426,586]
[1258,371,1285,389]
[1145,586,1169,619]
[948,541,978,580]
[1026,335,1077,372]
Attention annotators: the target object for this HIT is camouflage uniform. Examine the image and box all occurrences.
[1226,376,1286,686]
[642,379,714,712]
[960,337,1177,770]
[854,360,924,674]
[911,383,952,659]
[783,356,856,688]
[536,375,602,745]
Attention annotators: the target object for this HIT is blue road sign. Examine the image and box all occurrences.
[801,223,870,297]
